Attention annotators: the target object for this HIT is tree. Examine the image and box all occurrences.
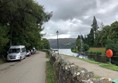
[83,44,89,52]
[76,35,81,51]
[0,25,9,54]
[91,16,99,32]
[91,16,99,46]
[41,38,50,49]
[87,28,94,47]
[110,21,118,42]
[0,0,51,48]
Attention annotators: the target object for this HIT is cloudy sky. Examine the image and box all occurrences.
[36,0,118,39]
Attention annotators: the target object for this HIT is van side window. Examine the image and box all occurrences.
[22,48,26,52]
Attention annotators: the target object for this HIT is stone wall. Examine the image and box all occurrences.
[49,50,112,83]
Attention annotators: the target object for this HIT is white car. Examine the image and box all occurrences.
[26,50,31,56]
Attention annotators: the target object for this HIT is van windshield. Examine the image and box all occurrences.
[9,48,20,53]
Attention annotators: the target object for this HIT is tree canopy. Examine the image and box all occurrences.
[0,0,51,54]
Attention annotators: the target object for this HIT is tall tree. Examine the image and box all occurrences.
[91,16,99,46]
[41,38,50,49]
[91,16,99,32]
[0,25,9,54]
[87,28,94,47]
[0,0,51,54]
[76,35,81,51]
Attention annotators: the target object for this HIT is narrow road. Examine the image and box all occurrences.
[62,55,118,79]
[0,51,46,83]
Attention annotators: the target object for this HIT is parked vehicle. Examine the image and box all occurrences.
[26,50,31,57]
[7,45,26,61]
[33,47,36,53]
[31,47,36,54]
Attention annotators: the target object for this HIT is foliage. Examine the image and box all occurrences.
[88,48,106,54]
[0,25,9,54]
[106,41,118,57]
[73,35,89,52]
[41,38,50,49]
[46,61,56,83]
[71,47,78,53]
[84,17,118,49]
[87,28,94,47]
[0,59,5,64]
[75,35,82,51]
[83,44,89,52]
[91,16,99,32]
[0,0,51,55]
[86,51,108,63]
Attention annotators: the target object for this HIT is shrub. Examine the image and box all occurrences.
[83,44,89,52]
[86,51,108,63]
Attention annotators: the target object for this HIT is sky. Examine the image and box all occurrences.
[36,0,118,39]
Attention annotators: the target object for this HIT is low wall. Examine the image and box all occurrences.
[49,50,112,83]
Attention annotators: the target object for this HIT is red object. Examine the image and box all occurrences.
[106,49,113,58]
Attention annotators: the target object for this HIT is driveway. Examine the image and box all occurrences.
[0,51,46,83]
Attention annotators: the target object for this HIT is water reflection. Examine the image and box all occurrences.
[58,49,77,57]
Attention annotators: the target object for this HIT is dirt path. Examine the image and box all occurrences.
[0,51,46,83]
[62,55,118,79]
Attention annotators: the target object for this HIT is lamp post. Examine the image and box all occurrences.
[80,35,83,53]
[56,31,59,54]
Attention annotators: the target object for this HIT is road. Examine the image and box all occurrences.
[0,51,46,83]
[62,55,118,79]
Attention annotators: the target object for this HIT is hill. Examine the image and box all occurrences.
[48,38,76,49]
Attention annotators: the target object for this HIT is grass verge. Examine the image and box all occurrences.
[99,63,118,71]
[46,61,56,83]
[0,59,5,64]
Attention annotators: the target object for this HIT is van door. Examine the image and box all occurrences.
[21,48,26,59]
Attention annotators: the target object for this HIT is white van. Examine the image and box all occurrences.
[7,45,26,61]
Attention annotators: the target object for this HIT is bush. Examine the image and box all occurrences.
[106,41,118,65]
[83,44,89,52]
[86,51,108,63]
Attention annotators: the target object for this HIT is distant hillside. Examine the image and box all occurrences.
[48,38,76,49]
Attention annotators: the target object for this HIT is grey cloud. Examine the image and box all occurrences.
[37,0,118,39]
[52,0,96,21]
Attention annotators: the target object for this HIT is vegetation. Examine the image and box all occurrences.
[72,16,118,65]
[71,35,89,53]
[0,0,51,59]
[41,38,50,49]
[46,61,56,83]
[88,48,106,54]
[0,59,5,64]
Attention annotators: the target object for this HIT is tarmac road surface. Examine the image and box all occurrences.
[0,51,46,83]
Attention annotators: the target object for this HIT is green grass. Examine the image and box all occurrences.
[46,61,56,83]
[88,47,106,54]
[99,63,118,71]
[78,58,99,64]
[0,59,4,64]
